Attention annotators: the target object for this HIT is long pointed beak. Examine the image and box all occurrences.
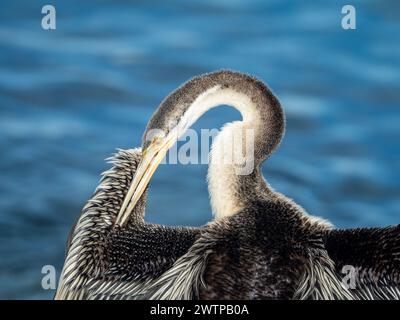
[115,135,175,226]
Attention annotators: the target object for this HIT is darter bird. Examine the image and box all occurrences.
[55,70,400,300]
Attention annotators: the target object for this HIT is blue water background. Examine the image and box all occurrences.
[0,0,399,299]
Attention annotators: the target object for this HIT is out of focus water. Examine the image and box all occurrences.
[0,0,399,299]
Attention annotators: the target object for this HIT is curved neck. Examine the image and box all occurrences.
[144,71,285,219]
[182,87,273,219]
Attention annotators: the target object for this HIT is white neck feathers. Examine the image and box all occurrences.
[175,85,261,219]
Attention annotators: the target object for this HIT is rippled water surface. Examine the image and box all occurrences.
[0,0,399,299]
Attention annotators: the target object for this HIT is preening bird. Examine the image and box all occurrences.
[55,70,400,300]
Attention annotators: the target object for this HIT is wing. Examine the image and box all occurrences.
[55,148,199,300]
[324,225,400,299]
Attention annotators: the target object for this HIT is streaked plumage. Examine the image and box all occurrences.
[55,70,400,300]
